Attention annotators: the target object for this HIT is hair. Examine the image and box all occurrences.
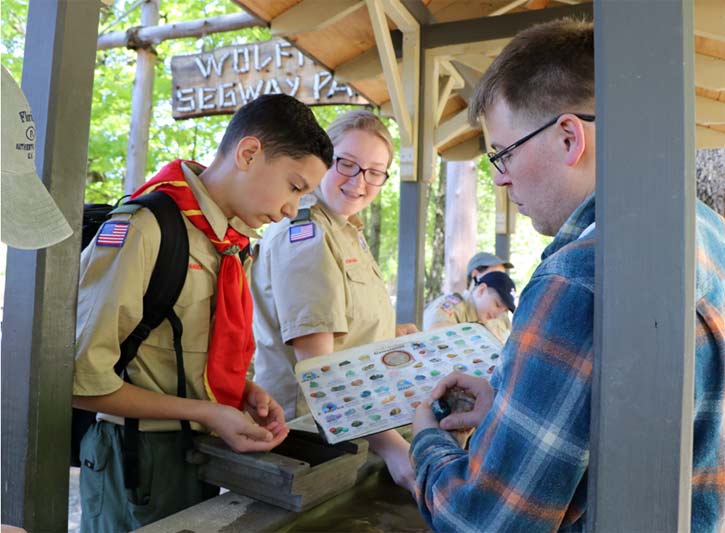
[218,94,333,168]
[325,110,395,166]
[469,18,594,124]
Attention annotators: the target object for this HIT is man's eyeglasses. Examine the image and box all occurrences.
[487,113,595,174]
[334,156,389,186]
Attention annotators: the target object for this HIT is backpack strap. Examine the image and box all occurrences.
[111,191,191,490]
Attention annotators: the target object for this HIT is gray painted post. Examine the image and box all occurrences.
[589,1,695,531]
[125,0,159,194]
[495,234,510,265]
[0,0,100,529]
[396,33,429,325]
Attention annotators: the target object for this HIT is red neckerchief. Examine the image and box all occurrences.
[132,159,253,408]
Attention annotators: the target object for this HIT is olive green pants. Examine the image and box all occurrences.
[79,421,219,533]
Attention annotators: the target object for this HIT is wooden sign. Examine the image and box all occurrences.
[171,38,367,119]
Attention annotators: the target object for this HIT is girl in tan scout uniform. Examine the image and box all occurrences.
[72,95,332,532]
[252,110,418,494]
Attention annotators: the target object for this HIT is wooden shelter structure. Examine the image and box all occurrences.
[1,0,723,531]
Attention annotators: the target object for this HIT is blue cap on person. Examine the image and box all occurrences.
[476,271,517,312]
[1,65,72,249]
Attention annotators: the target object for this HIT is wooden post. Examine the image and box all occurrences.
[0,1,100,530]
[125,0,160,194]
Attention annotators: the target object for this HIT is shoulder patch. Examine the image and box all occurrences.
[445,294,463,306]
[96,221,129,247]
[289,222,315,243]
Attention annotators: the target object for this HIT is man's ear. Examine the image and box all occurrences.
[234,136,262,170]
[558,114,587,167]
[474,283,488,298]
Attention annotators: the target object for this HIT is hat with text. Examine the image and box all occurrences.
[2,66,72,249]
[466,251,514,276]
[476,270,517,312]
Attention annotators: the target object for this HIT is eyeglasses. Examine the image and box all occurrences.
[487,113,595,174]
[334,156,389,186]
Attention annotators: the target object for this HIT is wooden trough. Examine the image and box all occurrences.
[191,430,369,512]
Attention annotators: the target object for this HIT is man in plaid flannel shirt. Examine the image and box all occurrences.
[411,18,725,532]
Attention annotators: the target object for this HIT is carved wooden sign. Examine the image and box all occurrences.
[171,38,367,119]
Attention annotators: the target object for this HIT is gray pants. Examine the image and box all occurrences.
[79,421,219,533]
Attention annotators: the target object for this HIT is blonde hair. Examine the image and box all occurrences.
[326,110,395,166]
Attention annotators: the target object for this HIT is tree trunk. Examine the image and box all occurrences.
[425,160,446,304]
[443,160,478,295]
[696,148,725,217]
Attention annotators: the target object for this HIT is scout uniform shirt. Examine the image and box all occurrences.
[251,192,396,419]
[73,162,259,432]
[422,291,511,343]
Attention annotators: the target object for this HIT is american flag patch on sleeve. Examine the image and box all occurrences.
[96,221,130,247]
[289,222,315,243]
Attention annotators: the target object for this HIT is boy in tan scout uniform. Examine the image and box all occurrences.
[252,110,418,494]
[423,271,517,342]
[72,95,333,532]
[423,253,515,342]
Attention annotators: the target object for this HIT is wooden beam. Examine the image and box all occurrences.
[365,0,412,144]
[490,0,528,17]
[125,0,158,194]
[422,4,593,50]
[419,50,438,183]
[435,59,464,124]
[270,0,363,37]
[695,31,725,60]
[380,0,419,32]
[96,12,262,50]
[434,108,474,147]
[525,0,551,9]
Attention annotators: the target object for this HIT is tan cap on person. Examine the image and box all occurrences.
[1,66,72,249]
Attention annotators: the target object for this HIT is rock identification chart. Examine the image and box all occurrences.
[295,323,503,444]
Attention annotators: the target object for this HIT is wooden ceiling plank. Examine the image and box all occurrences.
[695,53,725,92]
[694,0,725,40]
[270,0,364,37]
[696,124,725,149]
[366,0,413,144]
[335,48,384,82]
[696,95,725,125]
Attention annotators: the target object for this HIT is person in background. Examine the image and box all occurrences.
[423,271,516,339]
[412,18,724,532]
[72,94,333,532]
[252,110,418,494]
[424,252,515,342]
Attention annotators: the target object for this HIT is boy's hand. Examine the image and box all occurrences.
[203,403,285,453]
[243,380,288,439]
[430,372,494,431]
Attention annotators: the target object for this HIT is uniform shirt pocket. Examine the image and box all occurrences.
[144,265,215,353]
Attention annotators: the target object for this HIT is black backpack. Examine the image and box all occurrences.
[71,191,191,490]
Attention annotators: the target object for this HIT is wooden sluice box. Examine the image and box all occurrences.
[191,430,369,512]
